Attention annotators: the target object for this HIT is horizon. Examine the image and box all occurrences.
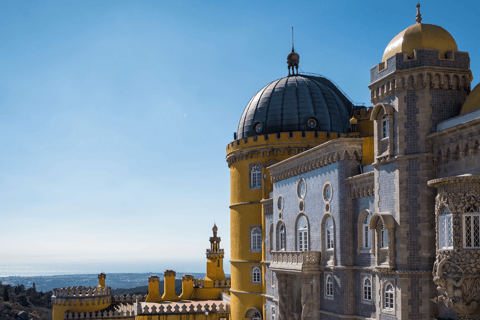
[2,0,480,277]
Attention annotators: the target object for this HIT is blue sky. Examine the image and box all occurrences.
[1,0,480,276]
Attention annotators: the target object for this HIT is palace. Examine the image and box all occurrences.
[52,3,480,320]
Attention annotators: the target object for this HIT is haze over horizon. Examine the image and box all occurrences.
[2,0,480,276]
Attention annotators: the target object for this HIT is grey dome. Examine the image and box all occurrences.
[236,75,354,139]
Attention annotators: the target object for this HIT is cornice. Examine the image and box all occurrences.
[347,172,374,199]
[428,174,480,187]
[226,144,317,166]
[267,138,364,183]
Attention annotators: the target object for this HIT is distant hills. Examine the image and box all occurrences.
[0,272,211,293]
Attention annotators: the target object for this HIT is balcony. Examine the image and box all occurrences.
[269,251,321,274]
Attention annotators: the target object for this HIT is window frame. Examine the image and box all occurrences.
[463,208,480,249]
[325,273,334,299]
[250,226,262,252]
[380,229,388,248]
[438,208,453,250]
[382,115,389,139]
[251,266,262,284]
[363,277,372,302]
[325,218,334,250]
[278,223,286,251]
[249,163,262,189]
[363,215,372,250]
[384,283,394,311]
[296,215,309,252]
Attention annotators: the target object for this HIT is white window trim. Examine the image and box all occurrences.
[296,215,309,252]
[362,277,372,302]
[361,274,373,305]
[250,227,262,252]
[380,229,389,248]
[324,273,334,300]
[439,208,453,250]
[463,211,480,249]
[382,115,389,139]
[326,218,334,250]
[250,163,262,189]
[383,282,395,311]
[251,266,262,284]
[363,215,372,250]
[278,223,286,251]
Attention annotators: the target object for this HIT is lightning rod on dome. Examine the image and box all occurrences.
[287,27,300,76]
[416,1,422,24]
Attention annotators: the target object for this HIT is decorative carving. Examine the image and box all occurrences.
[429,177,480,318]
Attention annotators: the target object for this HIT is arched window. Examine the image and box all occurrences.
[325,274,333,297]
[439,208,453,249]
[250,165,262,189]
[278,224,286,250]
[297,216,308,251]
[363,277,372,301]
[252,267,261,284]
[464,206,480,248]
[381,229,388,248]
[363,215,372,249]
[252,311,262,320]
[251,227,262,251]
[382,115,389,138]
[325,218,334,250]
[384,283,394,310]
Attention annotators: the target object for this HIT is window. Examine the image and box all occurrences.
[297,216,308,251]
[279,224,286,250]
[464,206,480,248]
[384,283,394,310]
[251,227,262,251]
[381,229,388,248]
[363,278,372,301]
[439,208,453,249]
[252,312,262,320]
[382,115,389,138]
[252,267,261,284]
[251,165,262,189]
[269,223,274,252]
[325,274,333,297]
[325,218,334,250]
[363,215,372,249]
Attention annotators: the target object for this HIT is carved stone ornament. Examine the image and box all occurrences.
[428,176,480,319]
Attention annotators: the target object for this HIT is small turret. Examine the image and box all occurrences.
[97,273,106,289]
[204,224,226,287]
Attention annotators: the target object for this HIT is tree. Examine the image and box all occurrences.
[2,288,9,302]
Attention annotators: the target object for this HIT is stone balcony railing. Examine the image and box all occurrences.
[193,278,231,288]
[269,251,321,273]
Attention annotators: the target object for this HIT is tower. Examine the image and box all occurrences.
[226,48,361,320]
[368,3,472,318]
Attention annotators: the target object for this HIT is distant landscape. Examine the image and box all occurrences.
[0,272,214,293]
[0,272,231,320]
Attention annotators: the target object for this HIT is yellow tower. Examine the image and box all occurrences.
[226,48,360,320]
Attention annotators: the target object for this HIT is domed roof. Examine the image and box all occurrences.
[460,83,480,115]
[236,75,353,139]
[382,4,457,63]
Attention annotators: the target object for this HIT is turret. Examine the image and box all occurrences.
[204,224,226,287]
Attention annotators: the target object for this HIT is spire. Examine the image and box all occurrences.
[415,1,422,24]
[287,27,300,76]
[292,26,294,52]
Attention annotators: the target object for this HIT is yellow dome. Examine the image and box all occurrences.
[382,23,458,63]
[460,83,480,115]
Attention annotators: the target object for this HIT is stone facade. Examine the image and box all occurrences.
[262,45,480,320]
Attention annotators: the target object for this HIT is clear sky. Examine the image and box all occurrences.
[1,0,480,276]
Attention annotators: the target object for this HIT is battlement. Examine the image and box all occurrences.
[136,301,229,315]
[226,131,351,154]
[193,278,231,288]
[371,49,471,84]
[112,294,145,303]
[52,286,111,299]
